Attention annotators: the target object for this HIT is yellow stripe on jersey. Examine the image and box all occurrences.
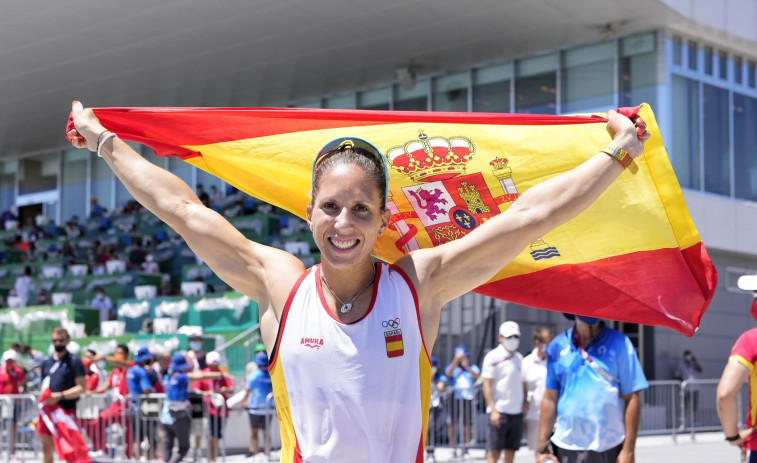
[418,351,432,451]
[270,359,297,463]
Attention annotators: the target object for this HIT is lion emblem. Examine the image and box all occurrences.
[408,187,448,220]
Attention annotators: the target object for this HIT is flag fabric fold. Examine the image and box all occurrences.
[66,104,716,336]
[38,389,91,463]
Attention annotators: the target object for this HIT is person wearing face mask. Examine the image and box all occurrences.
[537,315,648,463]
[0,349,27,457]
[445,345,480,458]
[481,321,525,463]
[82,349,106,389]
[675,349,703,426]
[185,333,207,461]
[187,334,207,372]
[90,286,114,325]
[522,327,554,457]
[36,327,87,463]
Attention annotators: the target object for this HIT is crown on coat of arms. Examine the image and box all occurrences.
[489,157,510,170]
[385,131,475,182]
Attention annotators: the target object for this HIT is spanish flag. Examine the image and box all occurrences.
[67,104,716,336]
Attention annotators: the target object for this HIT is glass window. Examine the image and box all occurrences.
[324,94,355,109]
[749,60,756,88]
[562,42,614,113]
[296,99,322,108]
[19,153,57,196]
[61,149,87,223]
[473,63,511,113]
[358,87,390,110]
[687,40,697,70]
[114,142,144,209]
[702,84,730,195]
[0,161,16,213]
[515,53,557,114]
[734,56,743,84]
[90,152,112,212]
[394,78,429,111]
[719,51,728,79]
[671,75,700,189]
[433,72,469,112]
[704,46,713,75]
[673,36,683,66]
[619,33,657,108]
[734,93,757,201]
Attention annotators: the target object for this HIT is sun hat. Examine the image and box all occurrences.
[254,351,269,368]
[134,347,155,364]
[169,353,190,371]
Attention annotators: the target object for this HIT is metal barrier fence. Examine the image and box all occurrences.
[3,378,746,460]
[1,391,230,463]
[423,378,744,454]
[0,394,39,463]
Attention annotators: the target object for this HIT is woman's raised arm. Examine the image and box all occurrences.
[398,109,650,315]
[68,101,304,314]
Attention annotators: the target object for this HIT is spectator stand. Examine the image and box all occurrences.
[116,292,258,339]
[0,302,99,350]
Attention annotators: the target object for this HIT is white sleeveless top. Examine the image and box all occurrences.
[270,263,431,463]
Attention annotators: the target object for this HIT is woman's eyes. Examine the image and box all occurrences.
[321,202,370,213]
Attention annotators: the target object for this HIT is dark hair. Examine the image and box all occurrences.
[311,148,387,210]
[117,344,130,355]
[533,327,553,343]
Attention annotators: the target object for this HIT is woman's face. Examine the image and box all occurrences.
[307,163,389,269]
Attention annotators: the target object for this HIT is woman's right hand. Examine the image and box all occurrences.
[67,101,107,152]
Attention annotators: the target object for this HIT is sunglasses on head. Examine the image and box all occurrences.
[312,137,389,203]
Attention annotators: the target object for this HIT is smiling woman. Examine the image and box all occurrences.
[67,100,647,463]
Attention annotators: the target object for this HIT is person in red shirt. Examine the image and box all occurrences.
[82,357,100,391]
[718,322,757,462]
[89,344,133,457]
[194,351,233,463]
[0,350,27,455]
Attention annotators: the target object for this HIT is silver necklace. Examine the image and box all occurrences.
[321,264,376,314]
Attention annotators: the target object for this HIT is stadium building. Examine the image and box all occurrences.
[1,0,757,384]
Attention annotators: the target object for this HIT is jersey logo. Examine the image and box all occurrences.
[382,318,404,358]
[300,337,324,349]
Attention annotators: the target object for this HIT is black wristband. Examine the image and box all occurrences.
[725,433,740,442]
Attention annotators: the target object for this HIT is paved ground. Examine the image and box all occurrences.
[236,432,744,462]
[6,432,743,462]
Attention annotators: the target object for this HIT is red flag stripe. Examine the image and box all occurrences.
[69,107,610,156]
[476,243,715,337]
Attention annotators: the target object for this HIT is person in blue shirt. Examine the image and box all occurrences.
[537,315,648,463]
[127,347,157,459]
[161,353,225,463]
[445,345,480,457]
[241,352,273,460]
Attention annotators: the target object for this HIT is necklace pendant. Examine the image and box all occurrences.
[340,303,353,314]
